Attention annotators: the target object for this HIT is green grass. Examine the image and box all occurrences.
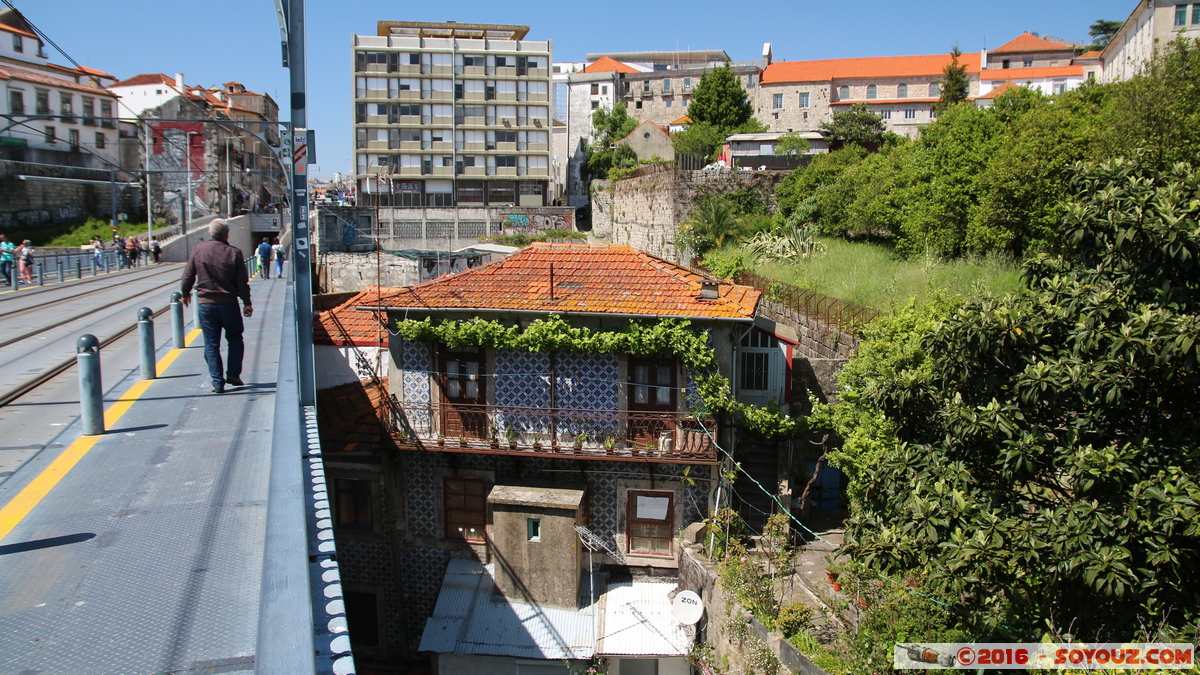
[749,237,1023,311]
[2,218,162,248]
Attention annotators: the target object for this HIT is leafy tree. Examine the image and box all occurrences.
[584,102,638,178]
[932,45,970,116]
[820,103,887,150]
[774,144,870,223]
[1086,19,1123,52]
[824,157,1200,639]
[687,62,754,131]
[671,120,726,162]
[680,196,738,255]
[774,131,811,157]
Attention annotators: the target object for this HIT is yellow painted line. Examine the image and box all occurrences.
[0,326,206,542]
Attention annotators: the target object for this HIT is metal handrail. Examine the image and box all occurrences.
[735,271,881,335]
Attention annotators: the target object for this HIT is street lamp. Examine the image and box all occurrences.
[184,130,199,235]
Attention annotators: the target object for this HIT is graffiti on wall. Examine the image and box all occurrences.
[501,210,574,234]
[149,122,205,222]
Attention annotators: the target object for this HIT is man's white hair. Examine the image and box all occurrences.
[208,219,229,239]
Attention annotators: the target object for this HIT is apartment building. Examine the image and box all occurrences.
[352,20,560,229]
[1101,0,1200,81]
[0,7,120,168]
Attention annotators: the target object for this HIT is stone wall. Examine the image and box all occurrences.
[757,298,858,360]
[315,251,421,293]
[0,161,143,229]
[591,168,786,263]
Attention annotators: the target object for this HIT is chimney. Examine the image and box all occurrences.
[762,42,773,67]
[175,73,185,91]
[980,48,988,70]
[699,279,720,300]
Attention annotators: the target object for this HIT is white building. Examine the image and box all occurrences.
[1101,0,1200,81]
[0,7,121,169]
[108,72,187,118]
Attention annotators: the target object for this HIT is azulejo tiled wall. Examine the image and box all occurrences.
[399,339,432,433]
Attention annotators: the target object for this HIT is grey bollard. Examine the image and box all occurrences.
[75,258,82,279]
[91,258,97,276]
[9,264,17,291]
[170,292,185,348]
[57,259,63,283]
[36,261,43,286]
[77,334,104,435]
[137,307,156,380]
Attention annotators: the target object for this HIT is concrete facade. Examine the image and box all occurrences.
[1101,0,1200,82]
[613,119,674,161]
[487,484,585,608]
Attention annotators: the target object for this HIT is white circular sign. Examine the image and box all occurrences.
[671,590,704,625]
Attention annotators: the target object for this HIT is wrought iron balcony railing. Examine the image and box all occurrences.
[388,401,718,463]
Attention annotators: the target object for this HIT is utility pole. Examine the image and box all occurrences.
[285,0,316,407]
[145,119,153,242]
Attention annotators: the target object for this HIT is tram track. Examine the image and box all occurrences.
[0,266,181,321]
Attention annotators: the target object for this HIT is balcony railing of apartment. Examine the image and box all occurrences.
[388,401,718,464]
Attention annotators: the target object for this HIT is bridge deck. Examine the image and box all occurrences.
[0,275,290,674]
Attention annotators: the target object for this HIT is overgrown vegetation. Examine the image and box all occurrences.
[775,37,1200,259]
[482,229,586,247]
[671,62,768,162]
[2,217,157,248]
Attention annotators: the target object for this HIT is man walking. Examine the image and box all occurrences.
[256,237,272,279]
[181,219,253,393]
[0,234,14,286]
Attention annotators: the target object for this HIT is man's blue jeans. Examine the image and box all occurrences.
[198,302,244,389]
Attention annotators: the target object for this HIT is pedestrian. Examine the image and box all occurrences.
[256,237,272,279]
[126,237,139,267]
[92,237,105,268]
[151,239,162,264]
[180,219,252,394]
[140,238,149,264]
[0,234,15,285]
[17,239,34,283]
[271,238,285,278]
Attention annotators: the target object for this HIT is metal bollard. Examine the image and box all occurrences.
[103,254,109,273]
[138,307,156,380]
[9,264,17,291]
[170,292,185,348]
[76,258,82,279]
[91,258,97,276]
[36,261,43,286]
[57,259,63,283]
[77,334,104,435]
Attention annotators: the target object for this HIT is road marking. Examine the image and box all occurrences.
[0,327,205,542]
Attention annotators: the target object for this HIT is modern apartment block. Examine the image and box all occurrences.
[352,21,559,220]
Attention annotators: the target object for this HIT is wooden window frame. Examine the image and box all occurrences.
[627,490,674,556]
[444,477,487,542]
[628,357,677,412]
[333,477,375,532]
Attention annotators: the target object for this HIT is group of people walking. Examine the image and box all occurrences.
[0,234,36,285]
[91,236,162,268]
[254,237,285,279]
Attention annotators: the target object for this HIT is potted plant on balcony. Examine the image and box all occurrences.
[489,422,500,449]
[602,436,616,455]
[574,431,588,452]
[532,435,543,452]
[506,426,518,450]
[436,432,445,447]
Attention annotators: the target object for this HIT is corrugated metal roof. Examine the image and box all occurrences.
[419,558,596,660]
[596,581,691,657]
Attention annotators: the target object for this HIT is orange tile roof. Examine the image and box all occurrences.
[315,288,389,346]
[355,243,761,320]
[979,65,1082,80]
[977,81,1022,100]
[992,32,1076,54]
[316,380,393,452]
[0,64,118,97]
[762,53,981,84]
[0,23,36,39]
[583,56,640,74]
[1079,50,1102,58]
[670,115,693,125]
[76,65,114,78]
[113,73,179,88]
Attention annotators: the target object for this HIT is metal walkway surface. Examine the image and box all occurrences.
[0,275,291,675]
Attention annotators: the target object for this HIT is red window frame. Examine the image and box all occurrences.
[627,490,674,556]
[444,477,487,542]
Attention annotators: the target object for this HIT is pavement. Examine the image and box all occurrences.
[0,275,288,674]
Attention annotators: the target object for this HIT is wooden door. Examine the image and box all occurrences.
[439,348,487,440]
[628,358,676,443]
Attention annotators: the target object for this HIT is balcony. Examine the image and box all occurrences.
[389,402,718,464]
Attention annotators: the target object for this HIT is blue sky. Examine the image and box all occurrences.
[23,0,1134,178]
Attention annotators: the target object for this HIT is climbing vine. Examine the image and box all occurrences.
[395,314,800,438]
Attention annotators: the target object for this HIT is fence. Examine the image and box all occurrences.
[735,271,880,336]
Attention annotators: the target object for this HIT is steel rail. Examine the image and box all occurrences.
[0,266,180,321]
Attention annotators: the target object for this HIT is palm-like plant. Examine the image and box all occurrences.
[744,225,827,263]
[680,198,738,254]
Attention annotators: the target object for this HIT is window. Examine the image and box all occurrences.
[355,103,366,123]
[1176,3,1187,26]
[629,358,675,410]
[527,518,541,541]
[457,180,484,203]
[837,85,849,100]
[334,478,374,531]
[880,108,892,120]
[356,128,367,149]
[772,93,783,109]
[866,84,877,99]
[100,101,114,128]
[929,107,938,119]
[662,79,672,93]
[665,99,672,108]
[929,82,940,97]
[8,90,22,116]
[94,132,105,149]
[343,592,380,648]
[799,91,809,108]
[1002,59,1011,69]
[591,100,599,110]
[44,126,55,144]
[628,491,673,555]
[642,80,651,93]
[12,34,22,53]
[1194,3,1200,24]
[897,83,908,98]
[739,329,780,395]
[444,477,486,542]
[35,89,50,115]
[59,93,73,122]
[746,73,756,87]
[68,128,79,148]
[635,100,642,109]
[683,77,692,91]
[1052,81,1067,95]
[904,108,917,119]
[602,85,608,95]
[1023,59,1034,68]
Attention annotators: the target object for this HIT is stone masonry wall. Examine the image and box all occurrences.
[591,168,786,263]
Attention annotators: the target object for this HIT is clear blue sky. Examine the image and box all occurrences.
[22,0,1134,178]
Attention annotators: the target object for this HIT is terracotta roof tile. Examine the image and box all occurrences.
[991,32,1076,54]
[353,243,760,320]
[977,81,1023,100]
[980,65,1082,80]
[315,288,389,345]
[583,56,640,74]
[0,64,118,97]
[763,53,981,84]
[316,381,392,452]
[112,73,179,88]
[0,23,36,39]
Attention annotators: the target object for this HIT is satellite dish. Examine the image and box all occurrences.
[671,590,704,625]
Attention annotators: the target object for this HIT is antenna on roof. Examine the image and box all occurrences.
[575,524,625,608]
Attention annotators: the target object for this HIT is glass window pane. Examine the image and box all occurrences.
[656,366,671,385]
[634,385,648,405]
[634,365,649,384]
